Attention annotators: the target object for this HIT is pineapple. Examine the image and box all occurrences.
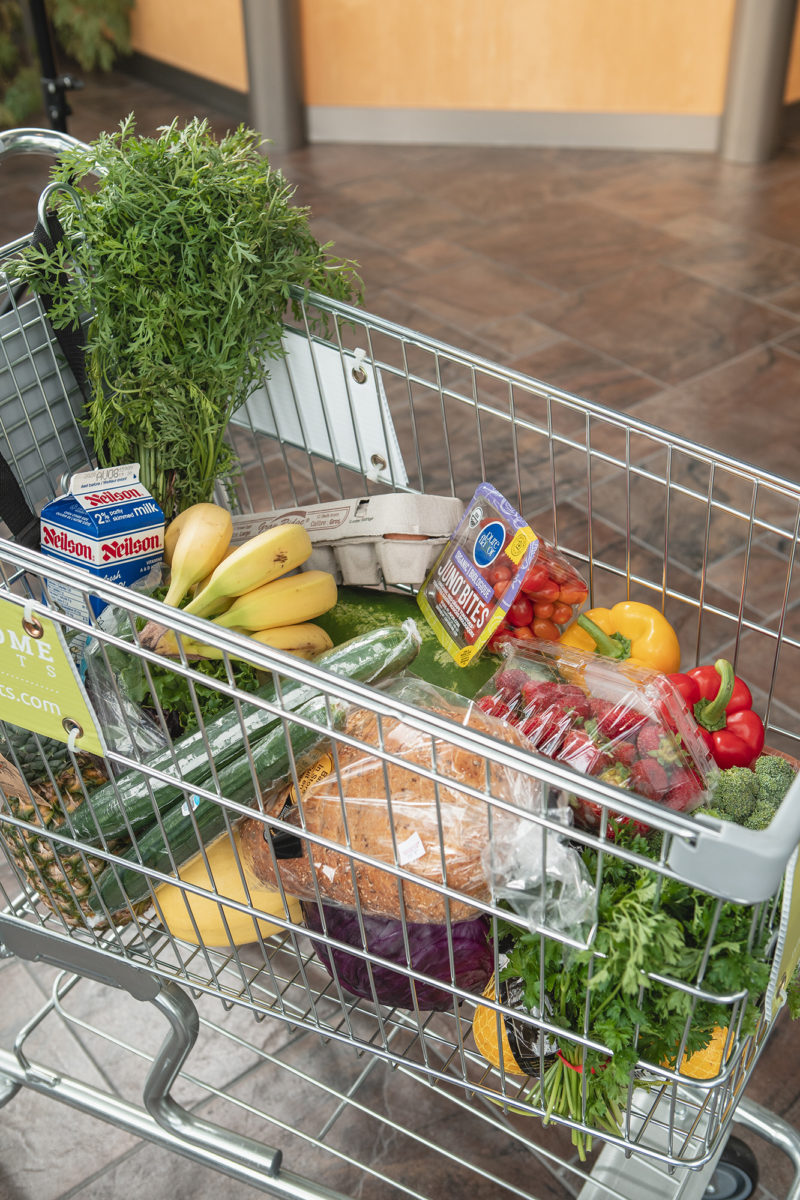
[1,724,143,929]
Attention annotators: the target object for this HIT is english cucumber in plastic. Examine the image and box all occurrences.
[316,587,500,697]
[72,621,420,842]
[92,694,347,914]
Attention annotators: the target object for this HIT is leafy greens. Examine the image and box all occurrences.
[500,830,771,1160]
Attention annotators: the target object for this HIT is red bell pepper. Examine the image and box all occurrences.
[667,659,764,769]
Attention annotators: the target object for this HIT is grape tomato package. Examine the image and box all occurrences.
[417,483,587,667]
[476,639,718,833]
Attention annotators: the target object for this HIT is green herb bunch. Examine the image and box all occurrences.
[16,115,362,519]
[501,831,771,1160]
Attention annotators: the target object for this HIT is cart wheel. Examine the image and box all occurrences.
[703,1135,759,1200]
[0,1074,21,1109]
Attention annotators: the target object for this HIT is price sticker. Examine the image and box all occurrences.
[0,595,106,757]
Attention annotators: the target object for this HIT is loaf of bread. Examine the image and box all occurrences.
[238,691,538,924]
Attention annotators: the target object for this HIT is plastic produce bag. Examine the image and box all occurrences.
[79,597,170,761]
[484,806,596,935]
[239,676,545,924]
[476,639,718,835]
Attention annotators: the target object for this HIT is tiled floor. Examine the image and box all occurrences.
[3,67,800,1200]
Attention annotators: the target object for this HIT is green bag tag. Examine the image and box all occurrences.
[0,596,106,757]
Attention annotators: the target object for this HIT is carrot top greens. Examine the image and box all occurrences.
[16,115,362,520]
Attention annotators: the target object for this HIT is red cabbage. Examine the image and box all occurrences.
[302,901,493,1011]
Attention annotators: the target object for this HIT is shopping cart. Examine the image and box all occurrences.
[2,126,800,1200]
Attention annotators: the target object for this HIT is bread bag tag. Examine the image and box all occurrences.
[266,752,335,858]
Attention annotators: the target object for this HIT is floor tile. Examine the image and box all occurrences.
[659,214,800,299]
[509,336,661,410]
[393,252,558,334]
[341,191,483,255]
[460,200,684,291]
[763,282,800,316]
[531,263,797,386]
[0,961,141,1200]
[709,166,800,247]
[576,150,800,227]
[307,215,420,296]
[627,344,800,483]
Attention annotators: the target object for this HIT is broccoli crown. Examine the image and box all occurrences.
[711,766,758,823]
[753,754,797,807]
[745,800,777,831]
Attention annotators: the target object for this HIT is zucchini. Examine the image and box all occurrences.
[92,694,347,913]
[316,587,500,698]
[71,621,420,843]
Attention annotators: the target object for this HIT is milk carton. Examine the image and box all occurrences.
[40,463,165,619]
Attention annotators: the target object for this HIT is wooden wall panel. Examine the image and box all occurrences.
[298,0,736,115]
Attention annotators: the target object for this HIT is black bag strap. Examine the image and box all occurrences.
[0,455,40,548]
[30,207,90,399]
[0,207,90,547]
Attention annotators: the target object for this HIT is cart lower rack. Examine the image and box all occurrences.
[2,127,800,1200]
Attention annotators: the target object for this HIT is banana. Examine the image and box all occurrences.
[184,524,312,620]
[142,621,333,662]
[247,622,334,659]
[212,569,338,632]
[154,622,334,662]
[162,503,233,608]
[164,508,191,566]
[193,545,236,596]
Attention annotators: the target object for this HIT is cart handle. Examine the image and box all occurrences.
[668,771,800,904]
[0,126,90,164]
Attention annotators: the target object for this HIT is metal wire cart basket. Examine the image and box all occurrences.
[2,128,800,1200]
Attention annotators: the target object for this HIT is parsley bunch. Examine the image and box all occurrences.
[16,115,362,520]
[502,832,771,1160]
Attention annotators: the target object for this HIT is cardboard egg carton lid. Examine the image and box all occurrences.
[230,494,464,588]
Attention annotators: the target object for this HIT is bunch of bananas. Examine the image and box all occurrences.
[155,502,337,660]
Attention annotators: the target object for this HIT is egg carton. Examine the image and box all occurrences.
[230,494,465,588]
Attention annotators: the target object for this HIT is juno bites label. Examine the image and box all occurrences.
[39,464,165,620]
[417,482,539,666]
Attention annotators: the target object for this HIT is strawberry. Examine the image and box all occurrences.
[520,707,571,754]
[520,679,560,711]
[664,768,703,812]
[612,740,637,767]
[594,701,642,741]
[494,669,528,697]
[476,694,512,721]
[558,685,592,722]
[636,723,663,757]
[628,758,669,800]
[559,729,605,773]
[589,697,613,723]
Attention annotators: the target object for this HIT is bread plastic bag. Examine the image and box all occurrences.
[476,639,718,836]
[238,676,548,924]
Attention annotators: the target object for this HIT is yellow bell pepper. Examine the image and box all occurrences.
[559,600,681,674]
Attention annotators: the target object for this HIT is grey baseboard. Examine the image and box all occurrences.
[121,52,249,121]
[305,106,722,152]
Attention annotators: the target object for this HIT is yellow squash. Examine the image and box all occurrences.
[153,825,301,947]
